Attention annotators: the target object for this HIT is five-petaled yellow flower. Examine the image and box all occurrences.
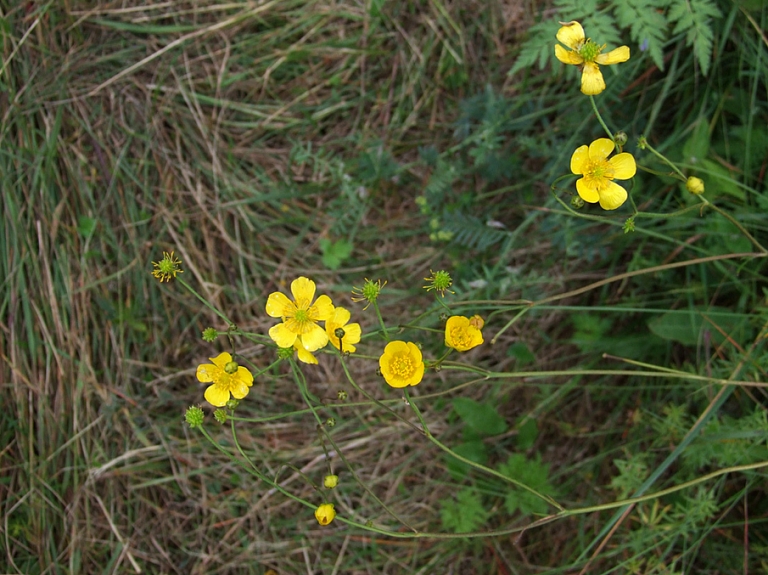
[571,138,636,210]
[326,306,362,354]
[379,340,425,388]
[266,277,334,352]
[196,352,254,407]
[445,315,485,352]
[554,21,630,95]
[315,503,336,526]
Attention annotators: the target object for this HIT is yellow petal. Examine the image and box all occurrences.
[229,378,251,400]
[570,145,590,175]
[332,306,351,326]
[196,363,217,383]
[266,291,295,318]
[596,46,630,65]
[409,359,425,386]
[598,181,628,210]
[342,323,362,344]
[290,276,316,308]
[576,178,600,203]
[295,343,318,364]
[300,323,329,352]
[236,366,254,386]
[269,322,297,348]
[609,152,636,180]
[556,21,585,50]
[580,62,606,95]
[554,44,583,65]
[204,383,230,407]
[309,294,334,321]
[588,138,616,162]
[210,352,232,369]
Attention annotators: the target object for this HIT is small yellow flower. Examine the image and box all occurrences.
[379,340,425,388]
[324,474,339,488]
[445,315,485,352]
[326,306,362,354]
[686,176,705,195]
[571,138,636,210]
[266,277,333,351]
[151,250,183,282]
[554,21,630,95]
[196,352,254,407]
[314,503,336,526]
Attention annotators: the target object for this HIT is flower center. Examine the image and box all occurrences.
[579,39,602,63]
[294,309,309,324]
[391,354,415,378]
[449,326,472,348]
[584,159,614,191]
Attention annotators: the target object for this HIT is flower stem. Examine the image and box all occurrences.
[637,136,686,181]
[589,96,613,141]
[372,300,391,342]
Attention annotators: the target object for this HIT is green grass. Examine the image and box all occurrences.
[2,0,768,573]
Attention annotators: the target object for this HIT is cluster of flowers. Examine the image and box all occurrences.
[196,276,485,407]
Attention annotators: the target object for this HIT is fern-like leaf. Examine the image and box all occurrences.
[668,0,722,76]
[509,20,562,76]
[441,212,508,251]
[613,0,668,69]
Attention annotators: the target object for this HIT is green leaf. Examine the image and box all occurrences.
[439,488,489,533]
[507,342,535,366]
[669,0,722,76]
[446,441,489,481]
[682,118,710,164]
[647,307,749,347]
[319,238,353,270]
[453,398,508,436]
[516,418,539,450]
[498,453,555,517]
[696,159,744,200]
[612,0,668,70]
[77,216,97,237]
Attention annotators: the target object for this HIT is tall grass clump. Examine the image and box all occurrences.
[2,0,767,573]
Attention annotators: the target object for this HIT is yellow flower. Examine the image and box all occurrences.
[314,503,336,526]
[686,176,705,195]
[326,306,362,354]
[196,352,254,407]
[266,277,333,351]
[379,340,425,388]
[324,474,339,488]
[554,21,630,95]
[445,315,485,352]
[571,138,636,210]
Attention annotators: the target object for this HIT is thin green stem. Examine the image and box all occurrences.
[177,277,233,325]
[372,300,391,342]
[589,95,613,140]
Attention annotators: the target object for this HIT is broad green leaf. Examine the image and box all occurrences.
[453,398,508,436]
[446,441,489,481]
[647,307,749,346]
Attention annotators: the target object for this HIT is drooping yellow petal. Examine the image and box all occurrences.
[554,44,583,65]
[210,352,232,369]
[308,294,334,321]
[332,307,351,326]
[229,378,251,400]
[290,276,316,309]
[576,178,600,203]
[236,366,254,386]
[589,138,616,162]
[596,46,630,65]
[341,323,362,344]
[269,322,298,348]
[580,62,606,95]
[570,145,590,175]
[266,291,295,318]
[556,21,585,50]
[300,322,329,352]
[295,340,318,364]
[204,383,230,407]
[196,363,218,383]
[598,181,628,210]
[609,152,637,180]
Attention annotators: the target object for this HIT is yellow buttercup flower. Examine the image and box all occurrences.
[554,21,630,95]
[314,503,336,526]
[571,138,636,210]
[196,352,254,407]
[379,340,425,388]
[445,315,485,352]
[266,277,333,351]
[326,306,362,354]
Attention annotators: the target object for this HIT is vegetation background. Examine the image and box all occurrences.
[2,0,767,573]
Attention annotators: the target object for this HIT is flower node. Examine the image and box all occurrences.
[351,278,386,310]
[185,406,204,428]
[151,250,184,283]
[324,474,339,489]
[424,269,454,297]
[213,409,228,423]
[686,176,705,195]
[224,361,239,374]
[315,503,336,526]
[202,327,218,342]
[334,327,346,339]
[337,390,348,401]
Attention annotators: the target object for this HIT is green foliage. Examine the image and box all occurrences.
[439,488,489,533]
[319,238,353,270]
[516,417,539,450]
[498,453,556,517]
[507,342,535,366]
[610,454,650,499]
[647,307,750,346]
[668,0,722,76]
[441,212,508,251]
[452,398,508,436]
[613,0,668,70]
[446,441,489,481]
